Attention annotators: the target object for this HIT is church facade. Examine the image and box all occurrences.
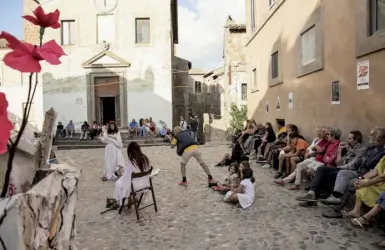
[23,0,179,129]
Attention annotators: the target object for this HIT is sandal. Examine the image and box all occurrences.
[287,185,300,190]
[273,180,285,186]
[349,217,369,229]
[342,210,359,219]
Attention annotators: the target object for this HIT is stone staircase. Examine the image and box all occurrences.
[53,131,169,150]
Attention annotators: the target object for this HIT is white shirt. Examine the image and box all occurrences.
[240,178,255,201]
[180,120,187,130]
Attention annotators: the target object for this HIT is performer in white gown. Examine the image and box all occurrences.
[114,142,152,205]
[100,121,125,181]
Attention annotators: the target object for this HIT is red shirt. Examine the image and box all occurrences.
[315,139,331,163]
[323,140,340,167]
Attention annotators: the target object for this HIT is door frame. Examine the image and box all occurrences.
[86,72,127,127]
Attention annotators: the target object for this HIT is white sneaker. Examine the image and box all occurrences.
[261,164,271,169]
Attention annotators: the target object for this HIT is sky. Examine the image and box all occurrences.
[0,0,245,70]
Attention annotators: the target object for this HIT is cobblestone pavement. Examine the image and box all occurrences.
[57,145,384,250]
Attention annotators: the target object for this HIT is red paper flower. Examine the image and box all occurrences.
[22,6,60,29]
[0,32,66,73]
[0,93,14,155]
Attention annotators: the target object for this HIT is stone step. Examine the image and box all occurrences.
[54,137,165,145]
[55,142,169,150]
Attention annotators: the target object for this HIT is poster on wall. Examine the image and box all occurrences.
[266,101,269,113]
[288,92,294,109]
[276,97,281,111]
[331,81,340,105]
[357,60,370,90]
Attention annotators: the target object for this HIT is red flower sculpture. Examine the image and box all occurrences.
[0,32,66,73]
[22,6,60,29]
[0,93,14,155]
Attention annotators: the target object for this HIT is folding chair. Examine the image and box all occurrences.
[118,167,158,220]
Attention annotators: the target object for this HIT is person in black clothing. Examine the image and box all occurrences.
[215,141,249,167]
[80,121,90,141]
[254,122,276,159]
[56,122,65,139]
[189,116,199,142]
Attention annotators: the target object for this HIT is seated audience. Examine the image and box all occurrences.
[80,121,90,141]
[90,121,101,139]
[149,117,157,134]
[346,156,385,218]
[128,119,139,135]
[261,124,294,170]
[258,120,287,163]
[56,122,65,138]
[349,192,385,235]
[274,126,328,189]
[238,120,257,147]
[321,128,385,218]
[224,162,255,208]
[245,123,265,158]
[212,162,241,194]
[254,122,276,160]
[215,141,248,167]
[276,131,309,178]
[65,120,75,139]
[159,124,169,138]
[139,118,147,137]
[144,119,154,135]
[296,128,342,206]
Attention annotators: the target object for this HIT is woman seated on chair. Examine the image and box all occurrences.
[107,141,152,209]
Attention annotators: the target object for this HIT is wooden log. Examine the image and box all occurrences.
[39,108,57,169]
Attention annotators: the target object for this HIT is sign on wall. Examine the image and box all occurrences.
[331,81,340,105]
[276,97,281,111]
[357,60,370,90]
[288,92,294,109]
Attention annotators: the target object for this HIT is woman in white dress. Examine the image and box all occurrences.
[100,121,125,181]
[224,166,255,208]
[114,142,152,206]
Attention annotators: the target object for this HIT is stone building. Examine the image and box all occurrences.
[245,0,385,139]
[223,17,248,120]
[0,39,44,130]
[23,0,179,128]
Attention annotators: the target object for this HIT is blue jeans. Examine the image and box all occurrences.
[191,131,197,142]
[139,126,148,136]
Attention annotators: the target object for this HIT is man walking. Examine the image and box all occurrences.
[168,126,215,186]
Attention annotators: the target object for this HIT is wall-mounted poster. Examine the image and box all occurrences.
[331,81,340,105]
[276,97,281,111]
[288,92,294,109]
[357,60,370,90]
[266,101,269,113]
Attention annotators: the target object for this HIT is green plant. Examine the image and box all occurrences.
[229,103,247,131]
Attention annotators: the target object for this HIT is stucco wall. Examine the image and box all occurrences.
[25,0,174,127]
[245,0,385,141]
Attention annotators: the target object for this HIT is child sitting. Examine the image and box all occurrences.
[223,163,255,209]
[212,163,240,194]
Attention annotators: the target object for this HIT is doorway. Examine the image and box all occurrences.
[100,97,116,125]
